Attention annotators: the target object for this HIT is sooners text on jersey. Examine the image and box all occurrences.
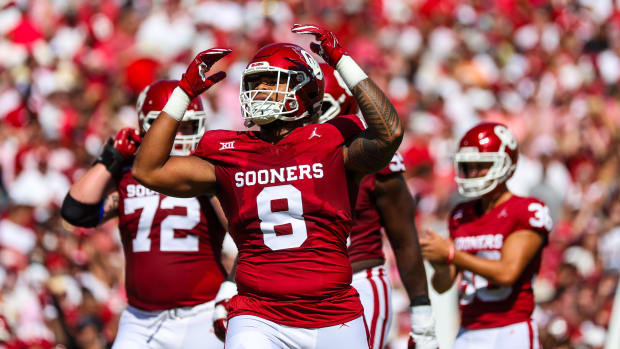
[449,195,552,329]
[117,169,226,311]
[192,115,365,328]
[347,152,406,263]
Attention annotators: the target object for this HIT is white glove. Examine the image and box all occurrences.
[409,305,439,349]
[212,281,237,342]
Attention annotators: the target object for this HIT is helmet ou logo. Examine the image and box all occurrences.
[300,50,323,80]
[494,125,517,150]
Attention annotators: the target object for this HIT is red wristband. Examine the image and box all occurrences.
[446,243,455,264]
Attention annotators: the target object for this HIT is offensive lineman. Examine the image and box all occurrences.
[132,24,402,348]
[60,80,227,348]
[420,123,552,349]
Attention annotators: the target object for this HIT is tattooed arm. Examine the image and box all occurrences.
[100,191,120,223]
[343,78,404,174]
[290,24,404,175]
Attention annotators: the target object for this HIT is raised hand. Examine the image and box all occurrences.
[113,128,141,159]
[291,24,347,67]
[178,48,232,99]
[94,128,140,176]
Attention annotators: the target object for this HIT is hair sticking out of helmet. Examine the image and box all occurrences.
[454,122,518,198]
[318,63,358,123]
[137,80,207,155]
[239,43,324,126]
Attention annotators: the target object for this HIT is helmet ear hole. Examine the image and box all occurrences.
[307,90,318,100]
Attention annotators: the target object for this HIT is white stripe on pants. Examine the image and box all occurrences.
[351,265,392,349]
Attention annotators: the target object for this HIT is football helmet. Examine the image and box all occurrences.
[137,80,207,155]
[318,63,358,123]
[454,122,518,197]
[240,43,324,126]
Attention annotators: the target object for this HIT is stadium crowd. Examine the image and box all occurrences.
[0,0,619,347]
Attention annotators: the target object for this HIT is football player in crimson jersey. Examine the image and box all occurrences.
[420,123,552,349]
[60,80,229,349]
[132,24,403,349]
[320,63,438,349]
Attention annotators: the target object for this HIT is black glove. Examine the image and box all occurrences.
[93,138,127,177]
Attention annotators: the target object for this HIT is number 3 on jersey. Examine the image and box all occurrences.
[257,185,308,250]
[124,196,200,252]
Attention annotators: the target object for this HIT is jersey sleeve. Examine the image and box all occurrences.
[514,198,553,243]
[192,130,215,159]
[377,151,406,176]
[325,114,365,144]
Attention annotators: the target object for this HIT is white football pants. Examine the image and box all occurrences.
[111,300,222,349]
[352,265,392,349]
[453,320,540,349]
[225,315,369,349]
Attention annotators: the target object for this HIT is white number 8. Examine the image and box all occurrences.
[257,185,308,250]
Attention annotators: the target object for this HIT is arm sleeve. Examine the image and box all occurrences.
[60,193,103,228]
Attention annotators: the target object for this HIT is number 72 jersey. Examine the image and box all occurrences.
[117,169,226,311]
[192,116,365,328]
[449,195,552,329]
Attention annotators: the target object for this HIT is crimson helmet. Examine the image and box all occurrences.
[137,80,206,155]
[240,43,324,126]
[454,122,518,197]
[318,63,358,123]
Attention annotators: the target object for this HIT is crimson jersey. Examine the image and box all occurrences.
[116,169,226,311]
[192,115,365,328]
[449,195,552,329]
[347,152,406,263]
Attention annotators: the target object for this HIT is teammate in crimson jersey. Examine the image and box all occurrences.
[132,24,404,349]
[420,123,552,349]
[60,80,228,348]
[320,63,437,349]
